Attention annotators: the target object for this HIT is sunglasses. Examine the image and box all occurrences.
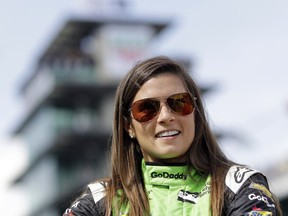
[130,92,196,123]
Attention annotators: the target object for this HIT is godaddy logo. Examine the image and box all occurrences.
[151,172,187,180]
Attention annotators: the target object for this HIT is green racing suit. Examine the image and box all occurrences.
[63,160,277,215]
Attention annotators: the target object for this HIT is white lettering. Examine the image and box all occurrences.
[248,194,275,208]
[71,201,80,208]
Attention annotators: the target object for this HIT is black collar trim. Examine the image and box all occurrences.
[145,161,187,166]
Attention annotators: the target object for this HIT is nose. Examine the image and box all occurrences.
[157,102,174,123]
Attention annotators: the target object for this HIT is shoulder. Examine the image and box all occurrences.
[224,165,277,216]
[63,182,107,216]
[88,181,107,203]
[225,165,261,194]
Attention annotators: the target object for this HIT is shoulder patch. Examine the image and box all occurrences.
[225,165,259,194]
[88,182,106,204]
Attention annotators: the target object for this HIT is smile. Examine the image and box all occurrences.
[156,130,180,138]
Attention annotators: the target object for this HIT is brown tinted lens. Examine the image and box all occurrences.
[167,93,193,115]
[131,99,160,122]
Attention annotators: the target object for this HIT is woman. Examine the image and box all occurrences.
[64,56,282,215]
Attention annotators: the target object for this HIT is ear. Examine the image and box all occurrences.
[124,118,135,139]
[128,128,135,139]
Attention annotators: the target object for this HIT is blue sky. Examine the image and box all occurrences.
[1,0,288,213]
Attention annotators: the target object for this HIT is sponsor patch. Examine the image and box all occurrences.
[63,209,73,216]
[234,167,255,183]
[225,166,259,194]
[71,201,80,208]
[200,182,211,197]
[252,205,263,211]
[151,171,187,180]
[248,193,275,208]
[244,210,273,216]
[177,190,199,204]
[249,183,273,199]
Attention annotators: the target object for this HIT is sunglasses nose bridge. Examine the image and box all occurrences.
[157,100,175,117]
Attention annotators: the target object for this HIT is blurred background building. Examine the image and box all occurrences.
[1,0,287,215]
[12,13,172,215]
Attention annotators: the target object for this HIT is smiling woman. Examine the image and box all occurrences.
[63,56,283,216]
[127,74,196,163]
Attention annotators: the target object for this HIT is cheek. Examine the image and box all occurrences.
[136,124,154,138]
[132,121,155,142]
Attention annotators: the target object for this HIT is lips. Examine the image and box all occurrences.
[155,130,180,138]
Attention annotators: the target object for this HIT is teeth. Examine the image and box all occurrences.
[156,130,179,138]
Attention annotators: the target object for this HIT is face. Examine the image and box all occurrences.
[128,73,196,163]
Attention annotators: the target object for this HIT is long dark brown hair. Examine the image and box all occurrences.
[103,56,282,215]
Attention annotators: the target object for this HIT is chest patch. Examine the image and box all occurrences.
[177,190,199,204]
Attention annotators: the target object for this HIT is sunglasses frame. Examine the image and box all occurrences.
[130,92,197,123]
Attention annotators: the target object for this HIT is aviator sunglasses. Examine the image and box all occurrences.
[130,92,196,123]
